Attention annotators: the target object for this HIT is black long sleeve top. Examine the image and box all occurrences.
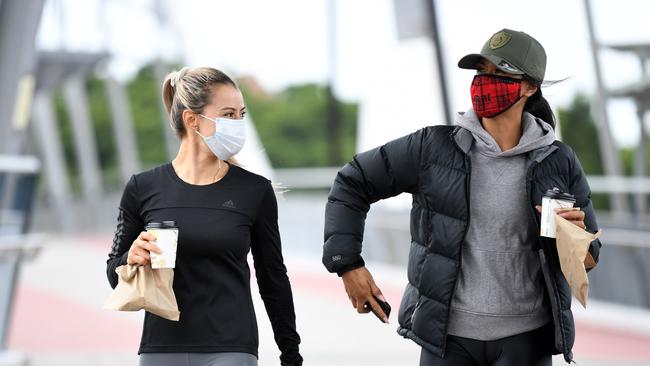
[106,162,302,365]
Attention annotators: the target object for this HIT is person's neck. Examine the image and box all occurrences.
[172,139,224,185]
[480,107,525,151]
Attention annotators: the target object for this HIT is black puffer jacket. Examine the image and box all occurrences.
[323,125,602,363]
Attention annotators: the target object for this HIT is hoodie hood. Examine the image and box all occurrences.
[455,108,556,158]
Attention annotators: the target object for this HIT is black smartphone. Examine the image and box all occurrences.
[364,296,391,323]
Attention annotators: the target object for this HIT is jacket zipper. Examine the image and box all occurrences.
[526,160,572,362]
[440,138,472,358]
[413,130,471,357]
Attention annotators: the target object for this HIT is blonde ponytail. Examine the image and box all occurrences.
[162,75,175,115]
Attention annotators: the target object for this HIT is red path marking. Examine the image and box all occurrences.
[574,322,650,360]
[289,270,650,361]
[7,285,141,352]
[11,237,650,361]
[287,268,404,307]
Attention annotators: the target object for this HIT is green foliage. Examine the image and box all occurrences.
[52,91,81,197]
[557,94,609,209]
[126,64,168,167]
[619,136,650,209]
[241,83,357,168]
[86,77,121,190]
[620,148,635,176]
[49,63,358,199]
[51,63,170,195]
[558,94,604,175]
[558,94,650,210]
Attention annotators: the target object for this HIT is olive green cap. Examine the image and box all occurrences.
[458,29,547,82]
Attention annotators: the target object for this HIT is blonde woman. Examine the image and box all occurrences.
[106,67,303,366]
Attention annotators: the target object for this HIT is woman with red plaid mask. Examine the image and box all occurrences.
[323,29,602,365]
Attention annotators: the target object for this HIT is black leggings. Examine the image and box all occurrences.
[419,324,553,366]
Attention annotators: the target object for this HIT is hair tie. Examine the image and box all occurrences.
[170,67,190,88]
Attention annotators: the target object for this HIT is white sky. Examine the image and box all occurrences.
[37,0,650,148]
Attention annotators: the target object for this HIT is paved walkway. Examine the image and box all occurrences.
[6,235,650,366]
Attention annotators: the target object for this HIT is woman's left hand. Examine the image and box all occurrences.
[535,205,586,229]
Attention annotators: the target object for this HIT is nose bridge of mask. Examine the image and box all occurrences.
[197,114,240,137]
[216,116,244,129]
[200,114,243,129]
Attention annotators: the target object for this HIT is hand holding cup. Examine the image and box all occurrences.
[127,231,162,266]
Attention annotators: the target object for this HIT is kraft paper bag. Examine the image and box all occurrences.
[555,215,602,308]
[104,264,180,321]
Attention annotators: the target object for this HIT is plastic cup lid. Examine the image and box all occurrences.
[543,188,575,202]
[145,222,163,229]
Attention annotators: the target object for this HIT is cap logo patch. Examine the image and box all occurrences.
[489,31,511,49]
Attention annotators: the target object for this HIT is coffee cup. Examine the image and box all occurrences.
[146,221,178,269]
[540,188,576,238]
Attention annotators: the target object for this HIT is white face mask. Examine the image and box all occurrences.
[196,115,246,161]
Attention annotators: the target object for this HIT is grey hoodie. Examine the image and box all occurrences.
[447,109,556,340]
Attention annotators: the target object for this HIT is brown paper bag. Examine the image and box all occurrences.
[555,215,602,308]
[104,264,180,321]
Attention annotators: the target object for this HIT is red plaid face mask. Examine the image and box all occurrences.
[470,74,522,118]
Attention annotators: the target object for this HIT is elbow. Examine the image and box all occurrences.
[107,273,118,289]
[589,238,602,264]
[107,272,118,289]
[106,261,119,289]
[257,279,293,302]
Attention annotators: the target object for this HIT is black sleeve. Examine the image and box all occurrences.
[251,183,302,366]
[323,128,427,275]
[569,149,602,268]
[106,175,144,288]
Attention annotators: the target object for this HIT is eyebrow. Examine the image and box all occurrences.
[219,106,246,112]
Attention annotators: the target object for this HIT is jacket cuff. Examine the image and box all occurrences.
[280,352,303,366]
[336,258,366,277]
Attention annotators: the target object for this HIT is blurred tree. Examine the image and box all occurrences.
[620,148,635,176]
[51,65,357,198]
[53,91,81,197]
[557,94,609,209]
[126,64,168,168]
[53,63,169,191]
[241,82,358,168]
[86,77,121,190]
[558,94,650,210]
[619,136,650,210]
[558,94,604,174]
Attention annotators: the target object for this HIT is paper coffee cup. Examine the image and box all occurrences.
[540,188,576,238]
[146,221,178,269]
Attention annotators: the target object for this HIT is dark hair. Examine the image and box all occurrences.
[523,76,562,130]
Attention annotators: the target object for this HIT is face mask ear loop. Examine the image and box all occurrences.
[198,114,213,122]
[194,128,208,139]
[195,114,216,139]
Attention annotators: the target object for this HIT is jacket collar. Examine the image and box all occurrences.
[529,143,559,163]
[452,127,474,154]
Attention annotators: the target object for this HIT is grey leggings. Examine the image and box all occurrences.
[139,353,258,366]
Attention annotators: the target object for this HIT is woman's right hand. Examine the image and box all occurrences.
[127,231,162,266]
[341,266,389,323]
